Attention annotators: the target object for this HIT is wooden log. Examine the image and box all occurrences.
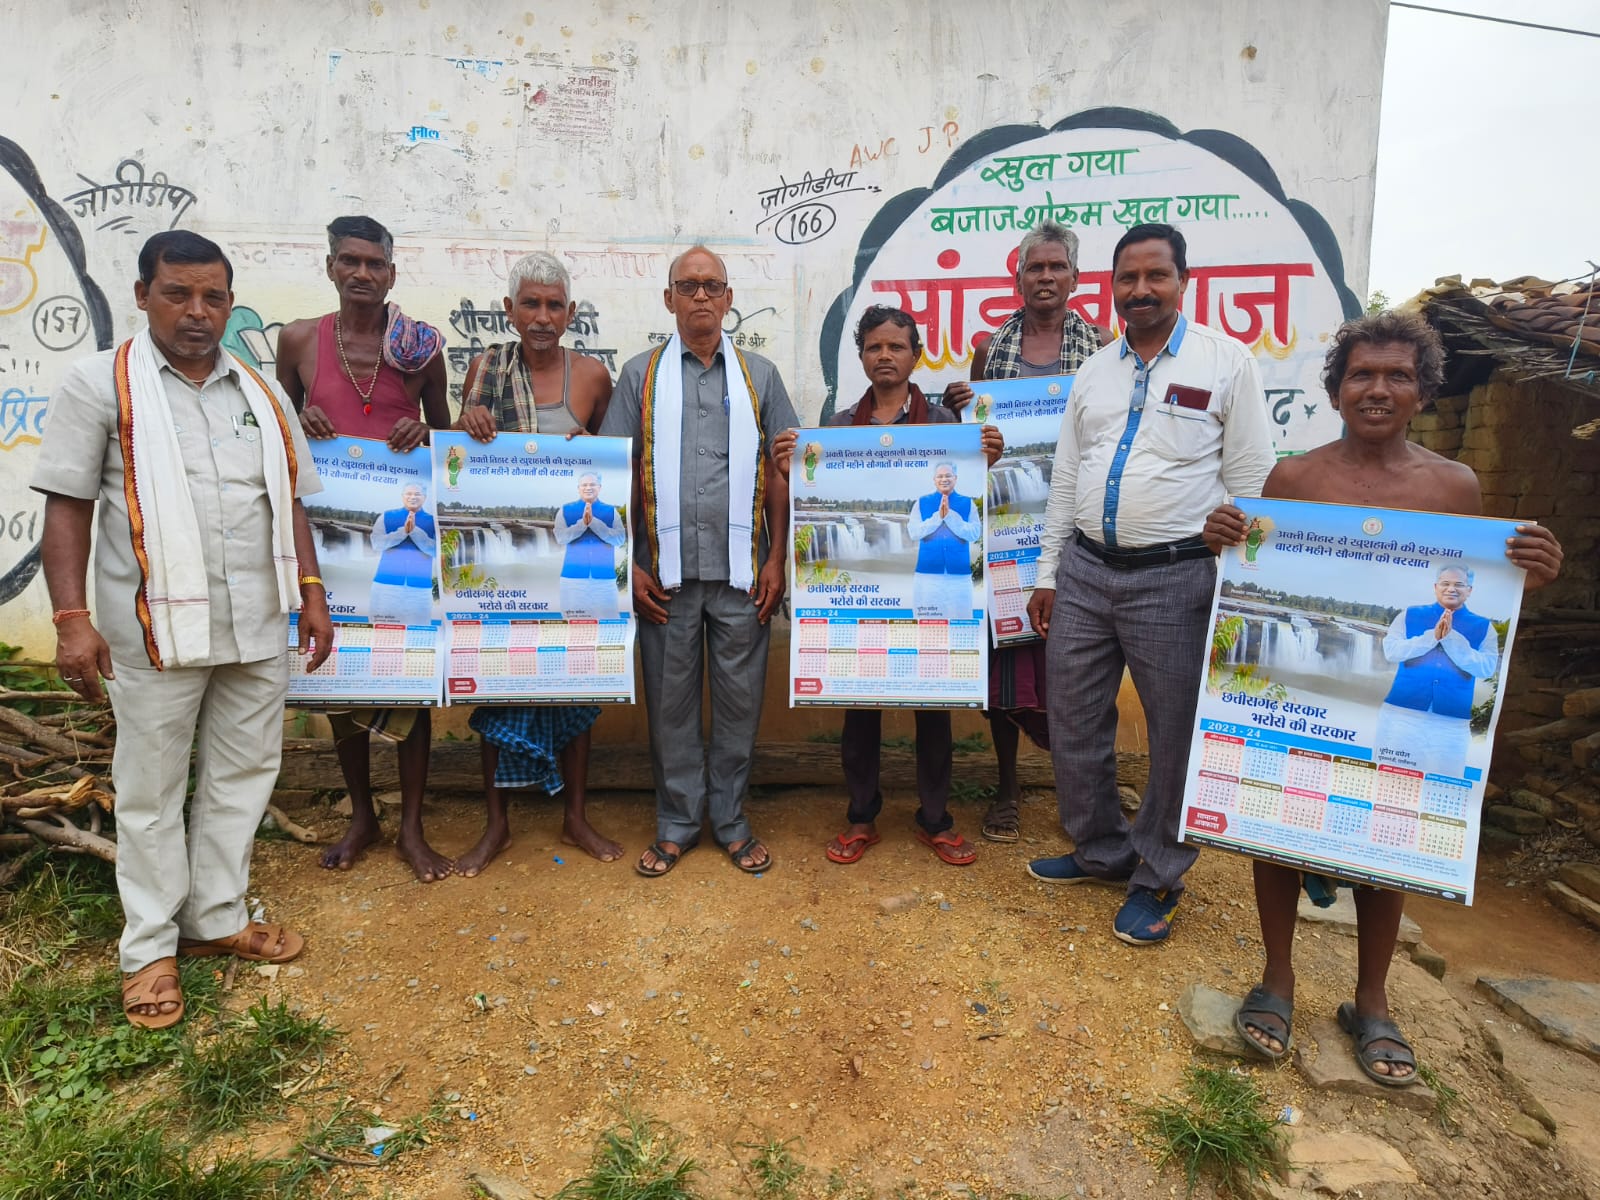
[273,737,1145,796]
[0,706,94,759]
[1575,731,1600,771]
[0,689,97,705]
[14,813,117,863]
[1502,716,1600,747]
[1564,688,1600,718]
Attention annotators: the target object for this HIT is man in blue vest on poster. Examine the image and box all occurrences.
[1374,564,1499,778]
[555,471,627,619]
[907,460,981,621]
[368,482,436,626]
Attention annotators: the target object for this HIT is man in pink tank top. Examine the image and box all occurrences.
[277,216,452,882]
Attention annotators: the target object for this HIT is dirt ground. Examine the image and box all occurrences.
[239,779,1600,1200]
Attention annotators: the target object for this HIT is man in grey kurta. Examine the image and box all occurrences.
[600,246,795,876]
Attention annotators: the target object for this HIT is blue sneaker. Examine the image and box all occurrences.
[1026,853,1125,885]
[1113,888,1178,946]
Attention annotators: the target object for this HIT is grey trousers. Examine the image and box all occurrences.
[637,579,769,848]
[106,653,289,972]
[1045,538,1215,897]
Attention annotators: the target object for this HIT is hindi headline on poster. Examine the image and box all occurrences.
[288,437,444,706]
[1177,497,1527,905]
[789,423,988,708]
[432,432,636,705]
[959,374,1073,645]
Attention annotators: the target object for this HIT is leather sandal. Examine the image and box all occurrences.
[122,956,184,1030]
[980,796,1021,843]
[635,840,689,878]
[178,921,304,963]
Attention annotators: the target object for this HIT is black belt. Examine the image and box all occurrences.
[1075,529,1211,569]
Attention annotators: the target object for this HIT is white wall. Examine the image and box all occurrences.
[0,0,1387,658]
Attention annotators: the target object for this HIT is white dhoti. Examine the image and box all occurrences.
[106,653,289,972]
[1372,703,1472,779]
[368,581,435,625]
[913,572,974,622]
[559,576,621,620]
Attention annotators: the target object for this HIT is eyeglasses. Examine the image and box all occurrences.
[672,279,728,298]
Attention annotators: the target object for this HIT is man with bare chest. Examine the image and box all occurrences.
[1204,311,1562,1088]
[276,216,452,881]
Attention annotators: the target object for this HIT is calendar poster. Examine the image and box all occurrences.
[1177,498,1527,904]
[289,437,442,705]
[432,432,635,704]
[960,375,1073,645]
[789,423,987,708]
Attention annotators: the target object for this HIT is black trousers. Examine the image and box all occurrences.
[840,709,953,833]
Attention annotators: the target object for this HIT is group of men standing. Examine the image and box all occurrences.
[32,213,1564,1095]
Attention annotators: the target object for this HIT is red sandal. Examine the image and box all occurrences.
[825,829,881,865]
[915,827,976,866]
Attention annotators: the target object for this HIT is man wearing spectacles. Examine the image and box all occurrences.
[600,246,797,878]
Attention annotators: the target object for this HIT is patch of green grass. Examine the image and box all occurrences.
[1415,1061,1466,1134]
[274,1093,446,1193]
[1140,1064,1286,1197]
[881,735,915,750]
[806,730,843,744]
[739,1135,804,1198]
[178,997,339,1132]
[951,732,991,754]
[0,855,122,978]
[0,1107,273,1200]
[555,1109,702,1199]
[1,960,226,1118]
[949,778,997,803]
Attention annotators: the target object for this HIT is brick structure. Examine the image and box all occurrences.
[1413,276,1600,849]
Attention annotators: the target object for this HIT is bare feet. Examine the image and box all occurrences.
[396,830,453,882]
[319,810,380,870]
[562,815,623,863]
[456,822,511,878]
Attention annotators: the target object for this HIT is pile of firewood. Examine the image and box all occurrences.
[0,686,118,871]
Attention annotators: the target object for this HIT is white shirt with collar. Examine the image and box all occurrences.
[1035,314,1274,583]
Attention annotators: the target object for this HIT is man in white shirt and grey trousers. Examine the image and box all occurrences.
[1024,223,1275,946]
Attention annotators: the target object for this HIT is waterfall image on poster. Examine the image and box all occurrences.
[789,423,987,708]
[432,432,635,704]
[289,436,442,705]
[1177,498,1527,905]
[961,375,1072,645]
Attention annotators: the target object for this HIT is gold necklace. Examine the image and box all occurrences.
[334,315,383,414]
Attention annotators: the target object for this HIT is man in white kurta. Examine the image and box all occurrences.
[34,231,331,1027]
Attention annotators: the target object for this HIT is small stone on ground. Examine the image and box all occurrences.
[1176,983,1254,1058]
[1292,1018,1435,1113]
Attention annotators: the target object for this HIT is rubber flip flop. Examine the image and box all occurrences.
[122,956,184,1030]
[1234,985,1293,1062]
[1336,1000,1419,1087]
[826,830,881,865]
[915,827,976,866]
